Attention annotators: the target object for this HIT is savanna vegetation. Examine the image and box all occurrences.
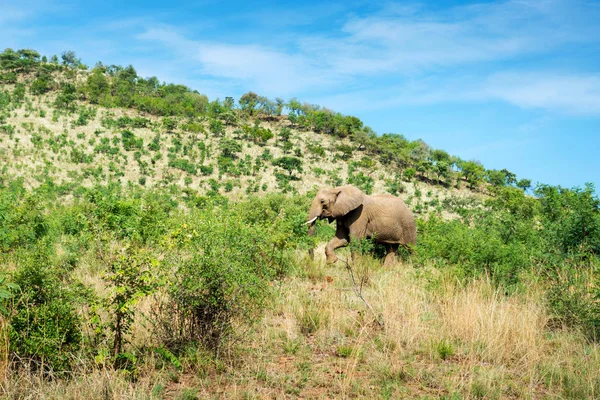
[0,48,599,399]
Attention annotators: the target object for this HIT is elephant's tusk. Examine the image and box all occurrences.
[305,216,318,225]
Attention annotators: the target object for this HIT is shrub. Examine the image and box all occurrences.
[121,130,143,151]
[168,158,197,175]
[273,156,303,178]
[158,212,282,352]
[9,246,81,374]
[102,244,158,357]
[546,260,600,341]
[199,165,214,176]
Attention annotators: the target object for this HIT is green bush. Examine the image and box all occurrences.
[9,245,82,374]
[546,260,600,341]
[168,158,197,175]
[158,211,286,352]
[121,130,143,151]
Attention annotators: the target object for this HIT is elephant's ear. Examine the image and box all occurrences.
[331,186,364,218]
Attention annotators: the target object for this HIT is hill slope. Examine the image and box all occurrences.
[0,49,504,211]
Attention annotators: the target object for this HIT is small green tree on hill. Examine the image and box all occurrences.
[274,156,303,178]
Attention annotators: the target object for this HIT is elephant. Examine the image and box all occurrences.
[306,185,416,266]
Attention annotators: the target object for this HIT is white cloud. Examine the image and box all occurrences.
[484,72,600,115]
[136,27,340,96]
[311,71,600,117]
[311,0,600,76]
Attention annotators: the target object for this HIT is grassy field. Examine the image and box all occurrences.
[4,251,599,399]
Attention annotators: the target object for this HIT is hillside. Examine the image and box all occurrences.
[0,49,507,209]
[1,49,600,399]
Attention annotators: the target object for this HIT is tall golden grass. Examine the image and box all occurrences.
[2,256,599,399]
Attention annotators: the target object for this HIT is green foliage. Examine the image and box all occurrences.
[0,192,50,251]
[0,274,18,316]
[103,244,158,357]
[209,118,224,136]
[517,178,532,192]
[347,162,374,194]
[433,339,455,360]
[30,71,55,95]
[273,156,303,177]
[335,143,353,160]
[169,158,197,175]
[0,48,41,72]
[121,130,143,151]
[239,91,259,115]
[9,245,82,374]
[70,148,93,164]
[94,137,120,155]
[85,67,109,103]
[54,82,77,111]
[403,168,416,181]
[546,261,600,341]
[61,50,81,68]
[72,106,97,127]
[159,209,289,351]
[247,121,273,144]
[307,142,326,158]
[278,126,292,142]
[199,165,214,176]
[219,137,242,159]
[459,160,485,189]
[415,213,535,286]
[13,83,26,103]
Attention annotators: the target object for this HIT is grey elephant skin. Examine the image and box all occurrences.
[306,185,417,266]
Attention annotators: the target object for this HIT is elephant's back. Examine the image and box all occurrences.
[365,195,417,245]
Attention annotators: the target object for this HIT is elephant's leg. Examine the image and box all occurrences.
[325,227,349,264]
[383,244,399,267]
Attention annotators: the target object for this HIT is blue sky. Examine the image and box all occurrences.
[2,0,600,190]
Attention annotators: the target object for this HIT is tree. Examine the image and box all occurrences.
[85,67,109,103]
[17,49,40,71]
[54,82,77,111]
[61,50,80,68]
[209,119,225,136]
[486,169,507,187]
[0,48,20,70]
[239,91,259,116]
[286,98,302,116]
[278,127,292,143]
[257,96,276,117]
[287,113,298,126]
[208,99,224,118]
[501,169,517,186]
[219,138,242,159]
[223,97,235,111]
[517,178,532,192]
[275,98,284,116]
[0,48,40,72]
[459,160,485,189]
[30,71,54,94]
[336,144,353,160]
[433,160,451,184]
[273,156,303,177]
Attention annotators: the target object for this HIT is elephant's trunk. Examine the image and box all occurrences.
[306,199,323,259]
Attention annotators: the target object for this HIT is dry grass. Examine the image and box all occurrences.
[0,316,8,388]
[3,255,599,399]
